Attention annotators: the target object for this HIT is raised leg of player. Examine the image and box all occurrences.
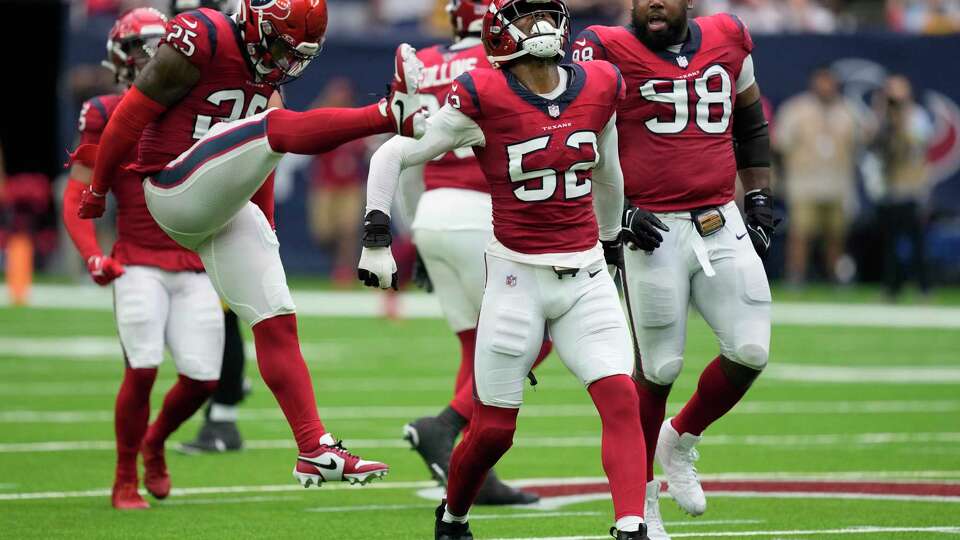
[265,104,391,155]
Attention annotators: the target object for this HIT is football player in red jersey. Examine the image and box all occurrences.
[397,0,544,507]
[359,1,650,538]
[76,0,426,488]
[63,7,227,510]
[574,1,774,537]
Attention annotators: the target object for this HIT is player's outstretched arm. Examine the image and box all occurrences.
[358,105,484,290]
[78,47,200,219]
[733,82,776,258]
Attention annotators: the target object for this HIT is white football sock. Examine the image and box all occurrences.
[615,515,644,532]
[442,509,468,524]
[209,403,238,422]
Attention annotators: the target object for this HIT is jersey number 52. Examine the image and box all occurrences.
[641,65,732,135]
[507,132,598,202]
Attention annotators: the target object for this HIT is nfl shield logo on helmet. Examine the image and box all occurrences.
[677,56,689,68]
[505,275,517,287]
[548,103,560,118]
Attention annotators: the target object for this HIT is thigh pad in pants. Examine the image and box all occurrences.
[198,203,296,326]
[113,266,170,369]
[166,272,226,381]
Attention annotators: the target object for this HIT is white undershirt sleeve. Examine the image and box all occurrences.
[736,54,756,94]
[365,104,485,217]
[591,113,625,242]
[396,163,425,225]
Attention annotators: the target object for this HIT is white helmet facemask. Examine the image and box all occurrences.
[519,18,563,58]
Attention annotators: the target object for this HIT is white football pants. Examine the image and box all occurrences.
[475,254,633,408]
[143,110,296,325]
[113,265,224,381]
[623,201,771,386]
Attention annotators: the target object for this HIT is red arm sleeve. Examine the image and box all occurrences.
[62,179,103,261]
[89,86,167,194]
[250,171,276,229]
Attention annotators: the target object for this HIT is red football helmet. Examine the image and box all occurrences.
[236,0,328,86]
[447,0,487,38]
[482,0,569,68]
[103,8,169,85]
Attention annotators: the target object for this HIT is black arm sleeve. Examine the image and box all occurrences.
[732,99,771,170]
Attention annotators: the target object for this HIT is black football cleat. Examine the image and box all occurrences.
[179,420,243,454]
[610,524,650,540]
[435,501,474,540]
[475,469,540,506]
[403,416,459,485]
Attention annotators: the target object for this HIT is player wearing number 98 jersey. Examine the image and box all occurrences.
[359,1,652,537]
[77,0,428,490]
[574,2,775,537]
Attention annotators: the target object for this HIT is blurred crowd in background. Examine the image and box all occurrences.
[73,0,960,34]
[1,0,958,303]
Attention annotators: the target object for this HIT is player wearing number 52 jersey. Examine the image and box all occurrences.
[398,0,546,507]
[574,1,776,538]
[359,1,651,538]
[76,0,427,490]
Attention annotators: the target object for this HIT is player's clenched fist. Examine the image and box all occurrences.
[87,255,125,286]
[78,186,107,219]
[358,210,398,290]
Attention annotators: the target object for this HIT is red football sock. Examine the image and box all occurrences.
[672,356,752,436]
[115,366,157,482]
[449,329,477,420]
[265,105,391,155]
[446,403,518,516]
[633,378,669,479]
[588,375,646,520]
[252,314,326,452]
[144,375,217,449]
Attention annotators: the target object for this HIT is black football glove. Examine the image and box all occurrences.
[412,248,433,293]
[357,210,399,290]
[622,206,670,252]
[601,237,623,280]
[743,188,779,259]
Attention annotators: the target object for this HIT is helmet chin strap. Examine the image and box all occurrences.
[520,20,563,59]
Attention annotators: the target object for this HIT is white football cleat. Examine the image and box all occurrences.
[644,480,670,540]
[293,433,389,487]
[656,418,706,516]
[381,43,426,138]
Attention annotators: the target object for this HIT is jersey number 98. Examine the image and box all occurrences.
[641,65,732,135]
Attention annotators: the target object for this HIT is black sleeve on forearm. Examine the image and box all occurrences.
[732,99,771,170]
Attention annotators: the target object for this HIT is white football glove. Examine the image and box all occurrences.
[358,247,398,290]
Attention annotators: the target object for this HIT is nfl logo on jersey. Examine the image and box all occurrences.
[506,275,518,287]
[548,103,561,118]
[677,56,689,68]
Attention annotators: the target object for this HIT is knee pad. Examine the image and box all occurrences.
[733,343,769,371]
[642,356,683,386]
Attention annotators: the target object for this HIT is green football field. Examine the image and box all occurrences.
[1,285,959,539]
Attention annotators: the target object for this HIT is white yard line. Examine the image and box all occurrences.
[3,432,960,454]
[490,526,960,539]
[4,285,960,328]
[3,400,957,423]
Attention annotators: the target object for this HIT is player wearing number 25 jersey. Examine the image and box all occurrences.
[359,1,651,538]
[77,0,427,490]
[574,1,776,537]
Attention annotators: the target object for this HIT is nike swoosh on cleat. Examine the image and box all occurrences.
[299,457,339,470]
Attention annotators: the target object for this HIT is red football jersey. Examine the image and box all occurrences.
[417,42,489,194]
[78,94,204,272]
[447,61,625,254]
[574,14,754,211]
[132,8,274,176]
